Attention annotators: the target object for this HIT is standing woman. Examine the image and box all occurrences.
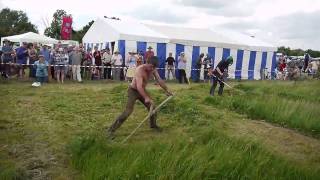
[54,48,69,83]
[126,51,137,82]
[28,43,37,79]
[177,52,189,84]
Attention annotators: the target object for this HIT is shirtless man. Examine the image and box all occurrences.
[107,56,173,137]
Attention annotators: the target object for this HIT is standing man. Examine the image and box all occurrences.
[166,52,175,80]
[1,39,14,78]
[16,42,29,79]
[102,48,112,79]
[144,46,154,64]
[304,53,310,72]
[107,56,173,137]
[203,53,212,82]
[70,47,83,82]
[209,56,233,96]
[93,46,102,79]
[111,50,123,81]
[177,52,189,84]
[195,53,204,82]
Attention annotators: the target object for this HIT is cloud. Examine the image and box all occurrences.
[218,10,320,50]
[128,4,192,24]
[0,0,4,9]
[175,0,258,17]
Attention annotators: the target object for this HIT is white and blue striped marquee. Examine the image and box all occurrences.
[84,40,277,81]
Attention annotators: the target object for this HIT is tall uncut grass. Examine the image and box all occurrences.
[69,131,318,180]
[204,81,320,137]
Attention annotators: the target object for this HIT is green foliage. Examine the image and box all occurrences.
[278,46,320,57]
[72,20,94,43]
[0,8,38,38]
[44,9,94,42]
[44,9,69,40]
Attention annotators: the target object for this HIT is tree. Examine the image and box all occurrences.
[72,20,94,42]
[0,8,38,38]
[44,9,70,40]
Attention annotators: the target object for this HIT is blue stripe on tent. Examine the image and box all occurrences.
[222,48,231,60]
[105,42,109,49]
[137,41,147,62]
[191,46,200,81]
[157,43,166,79]
[84,43,87,51]
[271,52,277,78]
[248,51,256,80]
[260,52,268,73]
[119,40,126,66]
[208,47,215,67]
[175,44,185,80]
[235,50,244,80]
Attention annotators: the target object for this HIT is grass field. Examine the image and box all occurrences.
[0,79,319,179]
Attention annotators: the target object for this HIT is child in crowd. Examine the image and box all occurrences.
[32,55,48,87]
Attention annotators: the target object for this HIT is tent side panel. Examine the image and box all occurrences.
[191,46,200,81]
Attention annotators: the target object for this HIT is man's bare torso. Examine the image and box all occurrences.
[130,64,154,90]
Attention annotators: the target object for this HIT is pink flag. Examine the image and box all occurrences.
[61,16,72,40]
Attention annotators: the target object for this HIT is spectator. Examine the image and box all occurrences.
[70,47,83,82]
[304,53,310,72]
[102,48,112,79]
[93,46,102,79]
[28,43,38,79]
[16,42,29,79]
[279,59,286,80]
[203,53,212,82]
[137,51,144,66]
[126,51,137,81]
[40,45,51,80]
[144,46,154,64]
[111,50,123,81]
[1,39,14,78]
[83,48,93,79]
[33,54,48,86]
[195,53,204,82]
[166,52,175,80]
[54,48,69,83]
[177,52,189,84]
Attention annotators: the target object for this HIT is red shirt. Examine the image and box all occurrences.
[144,51,154,63]
[279,63,286,72]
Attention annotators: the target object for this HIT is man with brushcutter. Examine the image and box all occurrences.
[107,56,173,138]
[208,56,233,96]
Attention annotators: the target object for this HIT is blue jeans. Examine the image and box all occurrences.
[37,76,47,83]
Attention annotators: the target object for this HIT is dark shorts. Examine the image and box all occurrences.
[17,59,27,65]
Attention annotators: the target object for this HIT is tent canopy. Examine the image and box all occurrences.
[82,18,169,44]
[1,32,58,45]
[145,24,243,48]
[213,29,276,51]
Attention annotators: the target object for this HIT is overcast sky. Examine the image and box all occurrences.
[1,0,319,50]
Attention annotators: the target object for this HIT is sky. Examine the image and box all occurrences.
[1,0,319,50]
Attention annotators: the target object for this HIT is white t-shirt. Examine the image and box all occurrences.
[112,54,123,66]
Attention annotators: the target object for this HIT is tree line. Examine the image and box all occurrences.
[278,46,320,58]
[1,7,320,58]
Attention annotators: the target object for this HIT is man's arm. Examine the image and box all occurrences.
[153,70,172,96]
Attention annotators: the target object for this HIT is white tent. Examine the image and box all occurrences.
[83,18,278,80]
[82,18,169,45]
[1,32,58,45]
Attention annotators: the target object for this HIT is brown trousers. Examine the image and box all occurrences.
[108,87,157,133]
